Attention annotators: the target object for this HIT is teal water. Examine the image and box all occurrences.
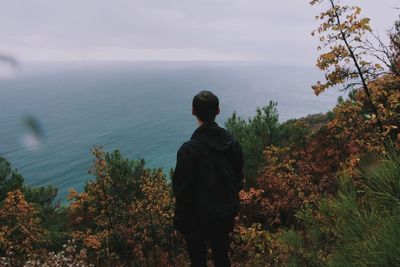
[0,61,340,201]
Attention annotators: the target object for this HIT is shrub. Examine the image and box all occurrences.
[281,154,400,267]
[67,147,187,266]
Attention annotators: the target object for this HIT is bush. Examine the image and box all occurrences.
[225,101,312,187]
[67,147,187,266]
[281,154,400,267]
[225,101,280,185]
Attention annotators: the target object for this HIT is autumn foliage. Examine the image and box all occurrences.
[0,190,47,266]
[0,1,399,266]
[67,148,186,266]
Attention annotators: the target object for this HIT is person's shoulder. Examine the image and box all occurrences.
[219,126,239,145]
[225,132,242,151]
[177,141,202,163]
[177,141,195,155]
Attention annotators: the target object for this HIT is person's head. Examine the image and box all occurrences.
[192,91,220,124]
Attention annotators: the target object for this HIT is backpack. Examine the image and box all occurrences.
[188,139,240,224]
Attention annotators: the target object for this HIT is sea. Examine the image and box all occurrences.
[0,61,341,201]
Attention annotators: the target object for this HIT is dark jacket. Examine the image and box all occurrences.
[173,122,244,234]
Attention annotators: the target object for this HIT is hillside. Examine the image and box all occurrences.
[0,1,399,266]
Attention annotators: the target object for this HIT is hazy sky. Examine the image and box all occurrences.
[0,0,399,66]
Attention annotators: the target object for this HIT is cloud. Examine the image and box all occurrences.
[0,0,398,65]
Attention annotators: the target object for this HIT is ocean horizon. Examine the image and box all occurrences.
[0,61,342,201]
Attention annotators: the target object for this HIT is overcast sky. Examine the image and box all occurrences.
[0,0,399,66]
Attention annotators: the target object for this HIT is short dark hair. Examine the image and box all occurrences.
[192,91,219,123]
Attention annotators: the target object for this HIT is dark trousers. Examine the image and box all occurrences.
[184,230,231,267]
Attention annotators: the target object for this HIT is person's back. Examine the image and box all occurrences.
[173,91,244,267]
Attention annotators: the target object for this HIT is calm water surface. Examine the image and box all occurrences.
[0,61,341,200]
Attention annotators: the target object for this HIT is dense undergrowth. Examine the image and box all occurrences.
[1,1,400,266]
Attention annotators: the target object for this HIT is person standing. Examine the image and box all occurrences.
[173,91,244,267]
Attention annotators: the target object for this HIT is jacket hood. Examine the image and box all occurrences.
[191,122,234,151]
